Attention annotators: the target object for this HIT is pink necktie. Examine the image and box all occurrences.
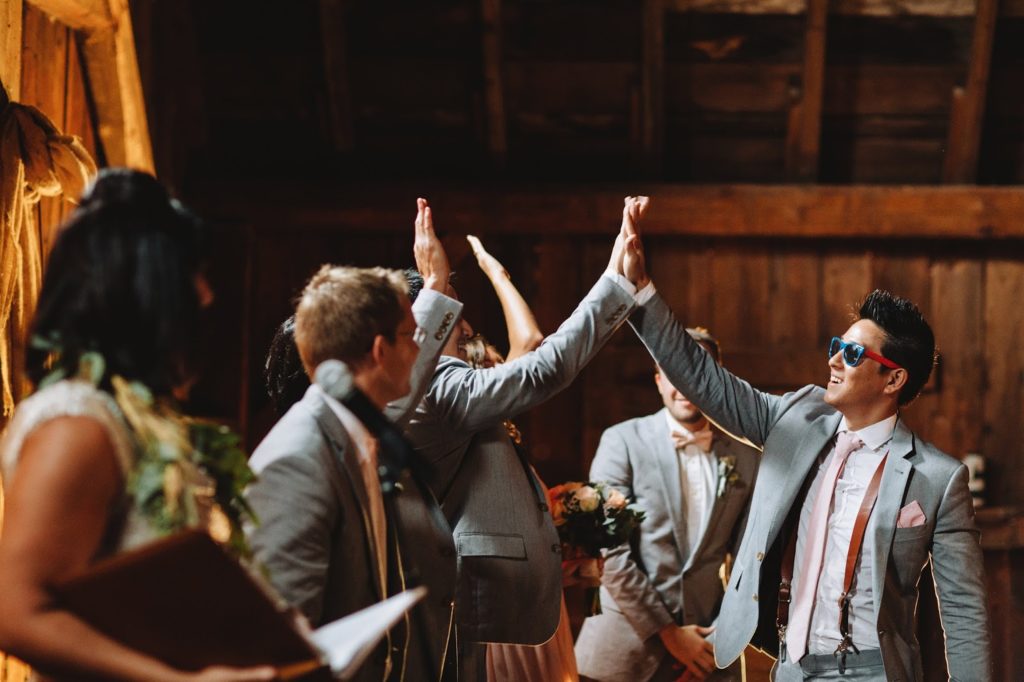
[786,430,864,662]
[672,429,713,452]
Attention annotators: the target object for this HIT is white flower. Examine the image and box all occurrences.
[575,485,600,512]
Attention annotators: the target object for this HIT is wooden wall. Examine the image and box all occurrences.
[192,196,1024,507]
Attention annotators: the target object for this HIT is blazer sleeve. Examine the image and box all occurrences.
[929,463,992,682]
[246,451,339,626]
[590,427,676,641]
[629,290,785,448]
[424,275,635,433]
[385,288,463,428]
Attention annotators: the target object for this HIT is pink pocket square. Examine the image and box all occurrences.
[897,500,927,528]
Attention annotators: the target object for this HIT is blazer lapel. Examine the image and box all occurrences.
[648,411,689,562]
[870,418,914,624]
[308,390,384,600]
[767,411,844,541]
[690,433,740,561]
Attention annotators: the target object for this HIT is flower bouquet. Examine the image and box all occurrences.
[548,481,644,613]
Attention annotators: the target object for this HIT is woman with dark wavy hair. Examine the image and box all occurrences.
[0,169,273,681]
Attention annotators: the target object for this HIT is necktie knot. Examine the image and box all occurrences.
[835,431,864,462]
[672,429,714,452]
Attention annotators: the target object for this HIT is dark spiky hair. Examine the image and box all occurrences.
[856,289,936,405]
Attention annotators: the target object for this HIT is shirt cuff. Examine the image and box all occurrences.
[635,281,657,305]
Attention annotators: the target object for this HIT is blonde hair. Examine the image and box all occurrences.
[294,265,408,375]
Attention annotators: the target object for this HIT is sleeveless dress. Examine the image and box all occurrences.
[0,379,158,556]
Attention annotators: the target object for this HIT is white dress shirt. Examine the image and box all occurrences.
[314,384,389,597]
[665,411,719,568]
[794,413,897,656]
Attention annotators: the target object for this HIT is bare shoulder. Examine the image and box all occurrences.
[16,415,123,502]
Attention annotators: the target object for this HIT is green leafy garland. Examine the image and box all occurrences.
[33,338,258,558]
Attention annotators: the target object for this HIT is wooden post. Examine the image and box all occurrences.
[943,0,999,183]
[785,0,828,181]
[0,0,22,102]
[318,0,354,152]
[641,0,665,173]
[481,0,507,166]
[28,0,154,171]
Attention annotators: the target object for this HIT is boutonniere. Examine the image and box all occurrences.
[717,455,740,498]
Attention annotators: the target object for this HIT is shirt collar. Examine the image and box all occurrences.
[663,409,713,441]
[311,384,375,460]
[838,412,898,451]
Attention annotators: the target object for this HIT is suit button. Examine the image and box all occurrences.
[752,594,759,602]
[878,630,886,636]
[551,544,561,553]
[756,551,764,561]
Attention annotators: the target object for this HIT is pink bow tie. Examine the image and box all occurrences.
[671,429,713,452]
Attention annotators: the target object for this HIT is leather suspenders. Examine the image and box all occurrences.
[777,452,889,672]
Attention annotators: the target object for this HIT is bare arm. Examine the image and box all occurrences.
[467,235,543,361]
[0,417,273,682]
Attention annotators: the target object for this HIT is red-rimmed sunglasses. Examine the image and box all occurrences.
[829,337,902,370]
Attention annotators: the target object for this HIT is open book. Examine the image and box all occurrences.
[54,530,425,680]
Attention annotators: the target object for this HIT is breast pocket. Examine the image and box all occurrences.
[891,526,931,591]
[457,532,527,559]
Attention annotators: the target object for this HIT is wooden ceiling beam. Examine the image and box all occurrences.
[1,0,23,102]
[318,0,354,152]
[480,0,507,166]
[943,0,999,184]
[640,0,666,173]
[666,0,1024,16]
[199,182,1024,240]
[784,0,828,182]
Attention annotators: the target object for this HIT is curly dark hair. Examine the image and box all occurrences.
[27,168,208,396]
[857,289,937,405]
[264,315,310,416]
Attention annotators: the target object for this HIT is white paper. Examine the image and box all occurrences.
[310,587,427,679]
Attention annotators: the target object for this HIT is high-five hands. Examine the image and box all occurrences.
[607,196,650,289]
[413,198,451,293]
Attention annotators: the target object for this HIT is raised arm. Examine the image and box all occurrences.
[467,234,543,361]
[386,198,464,427]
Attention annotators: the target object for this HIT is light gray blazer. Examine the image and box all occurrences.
[575,410,759,681]
[245,290,463,682]
[630,291,991,682]
[404,275,636,645]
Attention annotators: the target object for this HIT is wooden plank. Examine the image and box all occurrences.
[943,0,1000,183]
[197,182,1024,240]
[318,0,354,152]
[666,0,1024,17]
[820,251,872,345]
[0,0,22,102]
[480,0,507,165]
[78,0,154,171]
[983,258,1024,505]
[929,259,983,457]
[640,0,665,171]
[24,0,109,29]
[785,0,828,181]
[769,249,820,347]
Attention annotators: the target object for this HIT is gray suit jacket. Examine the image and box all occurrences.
[404,275,636,645]
[246,290,463,682]
[630,291,991,682]
[575,410,759,681]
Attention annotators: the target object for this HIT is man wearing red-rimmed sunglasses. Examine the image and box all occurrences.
[612,198,990,682]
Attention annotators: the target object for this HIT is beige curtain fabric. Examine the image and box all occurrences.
[0,102,97,416]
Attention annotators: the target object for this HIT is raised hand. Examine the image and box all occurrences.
[606,197,635,277]
[413,198,451,292]
[623,195,650,289]
[467,235,510,282]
